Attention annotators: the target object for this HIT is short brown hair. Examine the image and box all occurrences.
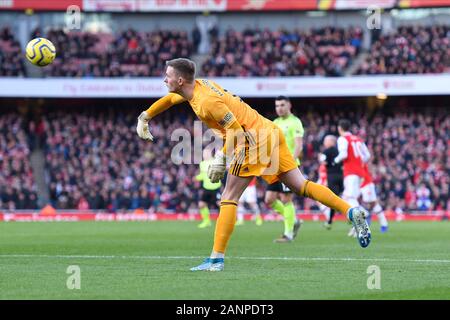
[275,95,290,102]
[338,119,351,131]
[166,58,196,83]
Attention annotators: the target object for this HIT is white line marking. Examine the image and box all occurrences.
[0,254,449,264]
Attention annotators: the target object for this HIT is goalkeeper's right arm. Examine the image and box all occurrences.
[136,93,186,141]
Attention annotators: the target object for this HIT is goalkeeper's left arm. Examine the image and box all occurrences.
[137,93,186,140]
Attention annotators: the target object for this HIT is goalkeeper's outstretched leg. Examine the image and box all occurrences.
[279,168,371,248]
[191,168,372,272]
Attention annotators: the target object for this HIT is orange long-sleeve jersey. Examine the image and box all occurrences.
[145,79,274,137]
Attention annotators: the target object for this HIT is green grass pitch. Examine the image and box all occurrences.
[0,220,449,299]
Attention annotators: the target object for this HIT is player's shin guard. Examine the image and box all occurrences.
[283,202,296,237]
[253,204,263,225]
[270,199,285,217]
[300,181,351,217]
[198,206,212,228]
[213,201,238,254]
[200,206,210,222]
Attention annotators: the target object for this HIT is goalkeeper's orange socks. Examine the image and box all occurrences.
[212,200,237,257]
[300,181,351,217]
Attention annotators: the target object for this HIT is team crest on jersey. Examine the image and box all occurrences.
[219,112,233,127]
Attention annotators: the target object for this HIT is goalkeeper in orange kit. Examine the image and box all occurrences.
[136,58,371,272]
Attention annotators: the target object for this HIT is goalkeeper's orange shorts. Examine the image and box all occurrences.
[228,125,298,184]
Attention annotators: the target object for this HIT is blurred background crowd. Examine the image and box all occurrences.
[1,7,448,214]
[1,24,449,77]
[1,100,448,214]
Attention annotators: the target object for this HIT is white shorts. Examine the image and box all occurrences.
[361,182,377,203]
[343,175,362,200]
[240,185,257,204]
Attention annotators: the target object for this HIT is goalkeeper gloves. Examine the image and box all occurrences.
[136,111,154,141]
[207,150,226,183]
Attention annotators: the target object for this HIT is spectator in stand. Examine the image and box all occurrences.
[416,183,432,211]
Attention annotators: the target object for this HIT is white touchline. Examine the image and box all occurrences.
[0,254,450,264]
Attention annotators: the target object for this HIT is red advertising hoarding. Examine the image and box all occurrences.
[227,0,450,11]
[82,0,227,11]
[227,0,318,11]
[400,0,450,7]
[0,211,447,222]
[0,0,82,10]
[333,0,397,9]
[0,0,448,13]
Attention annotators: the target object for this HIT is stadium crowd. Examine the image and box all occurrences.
[0,27,27,76]
[299,107,449,213]
[1,106,448,213]
[357,25,450,75]
[42,109,199,212]
[0,113,38,209]
[3,24,449,78]
[201,26,363,77]
[1,20,449,212]
[32,27,193,77]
